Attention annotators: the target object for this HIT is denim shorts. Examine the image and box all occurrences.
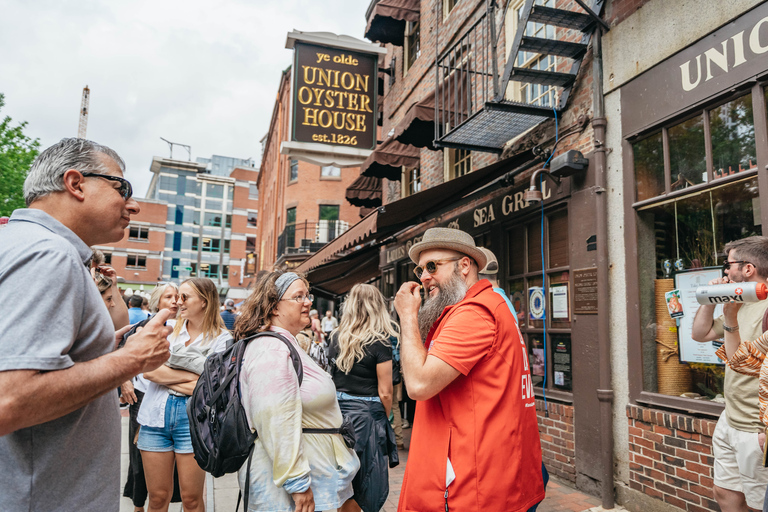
[137,395,193,454]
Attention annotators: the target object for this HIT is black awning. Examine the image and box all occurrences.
[365,0,421,46]
[307,244,382,297]
[346,175,383,208]
[360,136,420,180]
[296,148,538,273]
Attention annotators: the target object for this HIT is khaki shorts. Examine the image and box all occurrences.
[713,412,768,509]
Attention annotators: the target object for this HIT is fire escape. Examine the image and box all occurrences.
[435,0,608,154]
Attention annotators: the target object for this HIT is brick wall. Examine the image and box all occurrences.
[537,399,576,483]
[627,404,718,512]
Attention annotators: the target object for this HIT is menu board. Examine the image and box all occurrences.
[675,268,724,364]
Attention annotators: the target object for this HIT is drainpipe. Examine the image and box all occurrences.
[592,27,615,509]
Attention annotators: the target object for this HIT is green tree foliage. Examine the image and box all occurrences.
[0,93,40,216]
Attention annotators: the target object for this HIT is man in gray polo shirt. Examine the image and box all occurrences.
[0,138,173,512]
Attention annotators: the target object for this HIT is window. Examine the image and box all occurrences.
[446,148,471,180]
[128,226,149,242]
[247,212,258,228]
[443,0,457,17]
[197,263,219,278]
[319,205,339,221]
[632,92,757,202]
[192,237,221,253]
[506,0,557,107]
[246,236,256,253]
[631,90,762,402]
[103,252,112,265]
[175,206,184,225]
[126,254,147,269]
[226,214,232,228]
[402,166,422,197]
[207,183,224,198]
[159,175,177,192]
[172,232,182,251]
[224,240,230,254]
[249,183,259,199]
[286,207,297,247]
[507,209,571,392]
[203,212,223,227]
[404,21,420,73]
[321,165,341,178]
[289,159,299,182]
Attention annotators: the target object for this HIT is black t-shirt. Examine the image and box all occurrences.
[329,332,393,397]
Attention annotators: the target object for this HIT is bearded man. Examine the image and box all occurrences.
[394,227,544,512]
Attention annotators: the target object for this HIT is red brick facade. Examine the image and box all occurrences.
[537,400,577,484]
[95,198,168,287]
[627,404,719,512]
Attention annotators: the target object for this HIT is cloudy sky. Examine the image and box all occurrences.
[0,0,369,196]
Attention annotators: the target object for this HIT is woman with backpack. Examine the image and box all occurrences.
[328,284,399,512]
[234,270,359,512]
[136,278,232,512]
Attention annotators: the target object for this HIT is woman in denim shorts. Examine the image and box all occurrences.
[136,278,232,512]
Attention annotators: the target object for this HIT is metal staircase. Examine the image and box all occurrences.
[435,0,606,154]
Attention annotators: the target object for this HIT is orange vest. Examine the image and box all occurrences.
[398,280,544,512]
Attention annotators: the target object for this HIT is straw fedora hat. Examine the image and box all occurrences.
[478,247,499,274]
[409,227,488,270]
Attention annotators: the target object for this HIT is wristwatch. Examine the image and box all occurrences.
[723,324,740,333]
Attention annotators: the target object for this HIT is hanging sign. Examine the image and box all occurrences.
[282,32,385,167]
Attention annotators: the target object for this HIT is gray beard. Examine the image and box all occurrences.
[418,267,469,341]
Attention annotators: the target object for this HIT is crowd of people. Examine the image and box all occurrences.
[0,137,548,512]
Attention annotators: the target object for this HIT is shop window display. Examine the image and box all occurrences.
[632,90,761,400]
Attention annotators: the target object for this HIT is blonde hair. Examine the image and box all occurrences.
[172,278,225,346]
[234,270,310,340]
[95,273,112,294]
[149,282,179,313]
[335,284,399,373]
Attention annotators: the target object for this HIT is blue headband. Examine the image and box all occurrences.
[275,272,301,300]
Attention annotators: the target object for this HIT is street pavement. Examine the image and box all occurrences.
[119,412,615,512]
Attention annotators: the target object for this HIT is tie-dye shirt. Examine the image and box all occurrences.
[238,326,359,511]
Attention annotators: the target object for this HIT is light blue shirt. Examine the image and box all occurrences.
[493,286,519,324]
[128,307,149,325]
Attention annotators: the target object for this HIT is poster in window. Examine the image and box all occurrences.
[553,337,572,390]
[529,337,545,377]
[529,287,545,320]
[675,268,724,364]
[551,285,569,319]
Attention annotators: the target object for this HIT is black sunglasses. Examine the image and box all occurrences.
[80,172,133,200]
[723,260,750,273]
[414,257,462,279]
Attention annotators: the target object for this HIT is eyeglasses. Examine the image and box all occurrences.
[179,293,198,302]
[414,257,462,279]
[723,260,751,273]
[281,294,314,304]
[80,172,133,200]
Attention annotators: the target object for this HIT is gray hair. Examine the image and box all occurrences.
[24,138,126,205]
[149,282,179,313]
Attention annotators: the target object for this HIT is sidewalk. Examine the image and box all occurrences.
[120,414,606,512]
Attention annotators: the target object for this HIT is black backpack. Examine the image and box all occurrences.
[186,331,302,479]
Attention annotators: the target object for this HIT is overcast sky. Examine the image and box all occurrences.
[0,0,369,197]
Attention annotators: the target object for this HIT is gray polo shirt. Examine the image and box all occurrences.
[0,209,120,512]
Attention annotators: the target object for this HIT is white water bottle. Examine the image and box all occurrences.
[695,282,768,305]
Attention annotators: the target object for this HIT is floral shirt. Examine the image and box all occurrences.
[717,333,768,428]
[238,326,359,511]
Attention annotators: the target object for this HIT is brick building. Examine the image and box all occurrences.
[98,156,260,301]
[92,198,167,291]
[257,67,364,273]
[297,0,768,511]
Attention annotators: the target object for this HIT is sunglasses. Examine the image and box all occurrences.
[414,257,462,279]
[723,260,750,273]
[80,172,133,200]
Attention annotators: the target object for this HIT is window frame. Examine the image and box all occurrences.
[623,81,768,417]
[403,21,421,75]
[445,148,472,181]
[126,254,147,269]
[128,226,150,242]
[504,207,573,400]
[289,159,299,182]
[401,165,422,197]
